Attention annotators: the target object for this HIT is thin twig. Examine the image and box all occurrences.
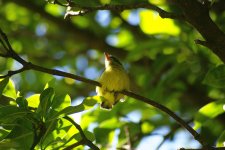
[52,0,68,7]
[63,140,84,150]
[124,126,133,150]
[63,116,100,150]
[0,28,28,64]
[194,39,209,47]
[61,2,184,19]
[156,119,193,150]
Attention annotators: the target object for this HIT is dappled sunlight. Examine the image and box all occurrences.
[140,10,180,35]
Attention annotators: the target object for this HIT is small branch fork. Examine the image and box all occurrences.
[50,0,225,63]
[63,116,99,150]
[0,28,220,149]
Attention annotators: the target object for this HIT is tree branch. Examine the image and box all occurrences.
[0,28,211,149]
[60,1,184,19]
[173,0,225,63]
[63,116,100,150]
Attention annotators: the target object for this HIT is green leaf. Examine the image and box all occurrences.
[0,106,29,123]
[217,130,225,147]
[44,78,56,89]
[141,122,154,134]
[49,96,100,120]
[41,118,76,149]
[0,128,10,140]
[84,130,95,142]
[51,94,71,112]
[73,132,82,141]
[194,99,225,130]
[16,97,28,109]
[0,77,17,99]
[27,94,40,108]
[82,96,101,107]
[99,117,122,129]
[0,140,21,149]
[203,65,225,88]
[37,88,55,119]
[94,128,113,145]
[40,119,58,146]
[0,77,9,95]
[5,118,33,149]
[46,94,71,121]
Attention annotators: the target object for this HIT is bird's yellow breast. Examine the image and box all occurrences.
[96,66,129,109]
[98,67,129,91]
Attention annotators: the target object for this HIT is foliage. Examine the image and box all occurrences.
[0,0,225,149]
[0,78,99,149]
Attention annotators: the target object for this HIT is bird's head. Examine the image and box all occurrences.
[104,52,123,69]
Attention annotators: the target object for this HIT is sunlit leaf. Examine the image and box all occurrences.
[49,96,101,120]
[140,10,180,35]
[99,117,122,129]
[27,94,40,108]
[52,94,71,112]
[217,130,225,147]
[80,115,97,129]
[45,4,64,17]
[0,77,17,99]
[37,88,55,119]
[0,128,10,141]
[149,0,166,5]
[40,119,58,146]
[0,77,9,95]
[5,3,30,25]
[194,99,225,130]
[141,122,154,134]
[41,117,78,149]
[82,96,101,108]
[117,30,133,47]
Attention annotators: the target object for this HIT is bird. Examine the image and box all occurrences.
[96,52,130,109]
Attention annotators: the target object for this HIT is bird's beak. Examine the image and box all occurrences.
[104,52,110,61]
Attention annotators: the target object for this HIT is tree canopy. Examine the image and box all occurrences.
[0,0,225,149]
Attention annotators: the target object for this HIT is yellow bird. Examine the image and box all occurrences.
[96,52,130,109]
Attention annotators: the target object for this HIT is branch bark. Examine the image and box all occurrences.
[64,2,184,19]
[173,0,225,63]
